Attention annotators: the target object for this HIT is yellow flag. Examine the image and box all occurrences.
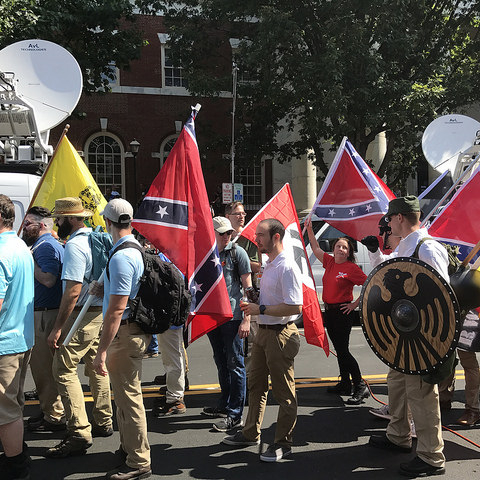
[31,135,107,230]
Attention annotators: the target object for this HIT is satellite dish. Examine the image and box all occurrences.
[422,114,480,174]
[0,39,83,132]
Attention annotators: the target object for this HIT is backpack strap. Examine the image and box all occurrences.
[106,241,144,281]
[411,236,433,259]
[227,243,240,279]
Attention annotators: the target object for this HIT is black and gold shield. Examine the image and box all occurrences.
[360,257,462,375]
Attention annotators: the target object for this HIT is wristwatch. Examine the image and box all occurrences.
[259,304,266,315]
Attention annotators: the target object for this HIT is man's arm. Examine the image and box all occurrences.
[241,302,302,317]
[47,280,82,349]
[34,261,57,288]
[238,272,253,338]
[0,298,3,312]
[93,294,129,376]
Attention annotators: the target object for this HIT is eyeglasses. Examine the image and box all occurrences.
[230,212,246,217]
[219,230,234,236]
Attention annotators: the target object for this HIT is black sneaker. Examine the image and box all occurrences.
[92,423,114,437]
[399,456,445,477]
[346,381,370,405]
[222,431,260,446]
[0,451,31,480]
[260,443,292,462]
[202,406,227,418]
[212,416,243,432]
[27,418,66,433]
[45,437,92,458]
[153,374,166,385]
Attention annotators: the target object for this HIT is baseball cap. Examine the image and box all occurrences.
[100,198,134,224]
[213,216,233,233]
[385,195,420,217]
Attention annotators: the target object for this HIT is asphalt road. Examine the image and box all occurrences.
[22,327,480,479]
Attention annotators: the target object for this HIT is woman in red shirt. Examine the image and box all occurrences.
[306,219,368,405]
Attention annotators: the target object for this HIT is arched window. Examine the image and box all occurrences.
[159,135,178,167]
[85,134,125,196]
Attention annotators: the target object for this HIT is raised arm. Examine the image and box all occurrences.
[305,217,325,262]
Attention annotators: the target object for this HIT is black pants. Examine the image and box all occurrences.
[324,308,362,386]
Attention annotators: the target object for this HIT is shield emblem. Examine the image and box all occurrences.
[360,257,462,375]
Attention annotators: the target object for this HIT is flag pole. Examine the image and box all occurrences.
[18,124,71,234]
[421,153,480,227]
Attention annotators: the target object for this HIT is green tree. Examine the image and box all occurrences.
[0,0,144,93]
[142,0,480,190]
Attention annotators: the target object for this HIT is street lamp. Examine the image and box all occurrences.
[130,138,140,203]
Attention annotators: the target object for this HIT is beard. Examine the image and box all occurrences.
[22,228,39,247]
[57,218,74,239]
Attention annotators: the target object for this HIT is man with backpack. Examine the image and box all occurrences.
[92,198,152,480]
[46,197,113,458]
[368,196,449,477]
[202,216,252,432]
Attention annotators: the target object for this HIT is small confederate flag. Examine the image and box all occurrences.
[240,184,329,355]
[312,137,396,243]
[132,107,233,344]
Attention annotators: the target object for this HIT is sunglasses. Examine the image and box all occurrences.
[219,230,234,236]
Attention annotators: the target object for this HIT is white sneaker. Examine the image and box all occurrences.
[369,404,392,420]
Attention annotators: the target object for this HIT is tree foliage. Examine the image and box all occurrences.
[0,0,144,93]
[143,0,480,190]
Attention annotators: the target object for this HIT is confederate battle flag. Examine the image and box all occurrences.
[240,184,329,356]
[132,106,233,343]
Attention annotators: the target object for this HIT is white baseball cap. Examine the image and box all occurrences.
[100,198,134,224]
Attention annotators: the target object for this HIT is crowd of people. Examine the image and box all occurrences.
[0,193,478,479]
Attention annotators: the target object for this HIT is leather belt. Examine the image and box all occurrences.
[73,306,103,312]
[258,321,293,331]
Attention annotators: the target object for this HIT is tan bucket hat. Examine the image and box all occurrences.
[51,197,94,217]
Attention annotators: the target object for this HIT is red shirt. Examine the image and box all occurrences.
[322,253,367,304]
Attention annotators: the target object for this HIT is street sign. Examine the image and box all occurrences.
[233,183,243,202]
[222,182,233,204]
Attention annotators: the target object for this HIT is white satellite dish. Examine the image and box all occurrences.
[0,39,83,133]
[422,114,480,174]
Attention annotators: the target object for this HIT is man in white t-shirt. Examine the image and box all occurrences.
[222,218,302,463]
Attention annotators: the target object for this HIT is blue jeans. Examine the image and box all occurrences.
[207,320,246,420]
[145,334,158,354]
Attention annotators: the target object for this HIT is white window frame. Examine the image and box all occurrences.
[158,33,189,94]
[159,134,179,168]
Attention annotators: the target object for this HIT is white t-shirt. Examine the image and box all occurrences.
[259,250,303,325]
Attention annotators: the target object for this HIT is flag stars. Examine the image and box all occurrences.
[211,256,221,267]
[156,205,168,218]
[374,186,381,193]
[191,281,203,294]
[363,168,370,175]
[349,208,355,216]
[328,209,336,217]
[365,204,372,212]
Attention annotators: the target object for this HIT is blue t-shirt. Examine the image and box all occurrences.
[32,233,64,308]
[103,235,144,319]
[219,242,251,320]
[0,230,34,354]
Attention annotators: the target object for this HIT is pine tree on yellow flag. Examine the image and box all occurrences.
[31,135,107,230]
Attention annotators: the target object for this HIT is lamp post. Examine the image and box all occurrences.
[231,62,238,184]
[130,138,140,203]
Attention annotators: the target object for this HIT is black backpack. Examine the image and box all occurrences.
[106,241,191,334]
[412,237,462,277]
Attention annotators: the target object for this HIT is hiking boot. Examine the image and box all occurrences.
[368,434,412,453]
[202,406,227,418]
[212,416,243,432]
[346,381,370,405]
[45,437,92,458]
[152,400,186,417]
[0,451,31,480]
[92,423,114,437]
[27,418,66,433]
[457,409,480,426]
[106,463,152,480]
[369,404,391,420]
[399,456,445,477]
[222,431,260,446]
[260,444,292,462]
[327,381,352,395]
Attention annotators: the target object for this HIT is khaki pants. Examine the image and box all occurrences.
[439,350,480,413]
[158,328,185,403]
[242,323,300,446]
[52,309,112,442]
[107,322,151,469]
[386,369,445,468]
[30,309,64,423]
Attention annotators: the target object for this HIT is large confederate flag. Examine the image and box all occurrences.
[240,184,329,356]
[132,107,233,343]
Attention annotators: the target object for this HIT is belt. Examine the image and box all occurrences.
[324,302,346,311]
[259,321,293,331]
[73,306,103,312]
[34,307,57,311]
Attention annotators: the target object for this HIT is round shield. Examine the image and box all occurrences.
[360,257,462,375]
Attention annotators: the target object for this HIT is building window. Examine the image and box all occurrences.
[238,161,263,210]
[164,48,188,88]
[160,135,178,167]
[86,134,124,196]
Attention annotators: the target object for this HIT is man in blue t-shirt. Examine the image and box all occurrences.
[22,206,66,433]
[202,216,252,432]
[0,194,34,480]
